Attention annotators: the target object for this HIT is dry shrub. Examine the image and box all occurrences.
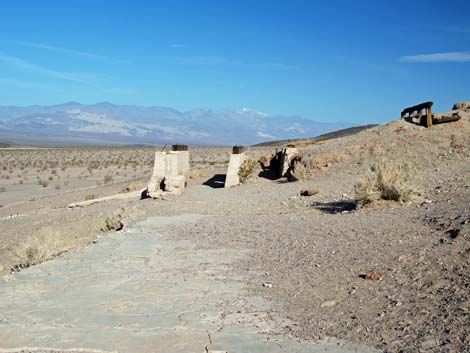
[38,179,49,187]
[355,157,415,204]
[21,229,76,266]
[124,180,148,192]
[101,209,126,232]
[84,193,96,201]
[238,158,257,183]
[290,160,308,181]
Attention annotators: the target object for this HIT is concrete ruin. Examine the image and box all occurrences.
[146,145,189,197]
[224,146,246,188]
[258,146,300,180]
[401,101,462,127]
[401,101,434,127]
[280,146,300,178]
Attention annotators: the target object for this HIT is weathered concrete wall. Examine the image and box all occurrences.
[152,151,189,178]
[148,149,189,195]
[175,150,190,176]
[225,152,247,188]
[279,147,299,177]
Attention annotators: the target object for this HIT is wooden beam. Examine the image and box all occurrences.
[232,145,245,154]
[426,107,433,128]
[401,101,433,116]
[172,144,188,151]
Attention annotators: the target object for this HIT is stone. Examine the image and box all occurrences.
[320,300,337,308]
[452,101,470,111]
[164,175,186,195]
[363,271,382,281]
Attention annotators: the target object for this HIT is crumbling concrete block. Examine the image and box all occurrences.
[164,175,186,195]
[279,147,299,177]
[225,147,247,188]
[147,145,189,196]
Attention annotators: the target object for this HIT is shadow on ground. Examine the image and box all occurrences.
[311,200,357,214]
[258,170,279,180]
[203,174,226,188]
[403,116,427,127]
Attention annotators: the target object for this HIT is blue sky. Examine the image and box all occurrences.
[0,0,469,124]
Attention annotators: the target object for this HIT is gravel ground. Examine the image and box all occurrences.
[151,117,470,352]
[1,115,469,353]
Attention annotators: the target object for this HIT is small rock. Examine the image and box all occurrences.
[263,282,273,288]
[446,228,460,239]
[360,271,382,281]
[394,126,408,134]
[320,300,337,308]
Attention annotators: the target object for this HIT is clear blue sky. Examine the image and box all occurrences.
[0,0,469,124]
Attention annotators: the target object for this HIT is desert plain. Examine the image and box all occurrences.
[0,108,469,353]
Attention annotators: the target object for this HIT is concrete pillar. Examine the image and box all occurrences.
[152,152,167,177]
[225,151,247,188]
[147,147,190,195]
[175,150,190,176]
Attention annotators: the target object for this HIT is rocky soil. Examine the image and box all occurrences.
[0,110,469,353]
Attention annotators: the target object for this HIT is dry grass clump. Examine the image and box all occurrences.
[290,160,308,181]
[101,209,126,232]
[238,158,258,183]
[355,157,416,204]
[84,193,96,201]
[38,179,49,187]
[21,229,75,266]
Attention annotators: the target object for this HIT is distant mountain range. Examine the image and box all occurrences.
[0,102,349,146]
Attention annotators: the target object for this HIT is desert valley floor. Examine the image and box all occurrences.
[0,116,468,353]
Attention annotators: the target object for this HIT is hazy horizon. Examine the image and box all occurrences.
[0,0,468,126]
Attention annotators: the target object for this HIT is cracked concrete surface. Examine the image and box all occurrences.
[0,214,374,353]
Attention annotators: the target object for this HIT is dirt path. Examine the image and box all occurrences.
[0,211,374,353]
